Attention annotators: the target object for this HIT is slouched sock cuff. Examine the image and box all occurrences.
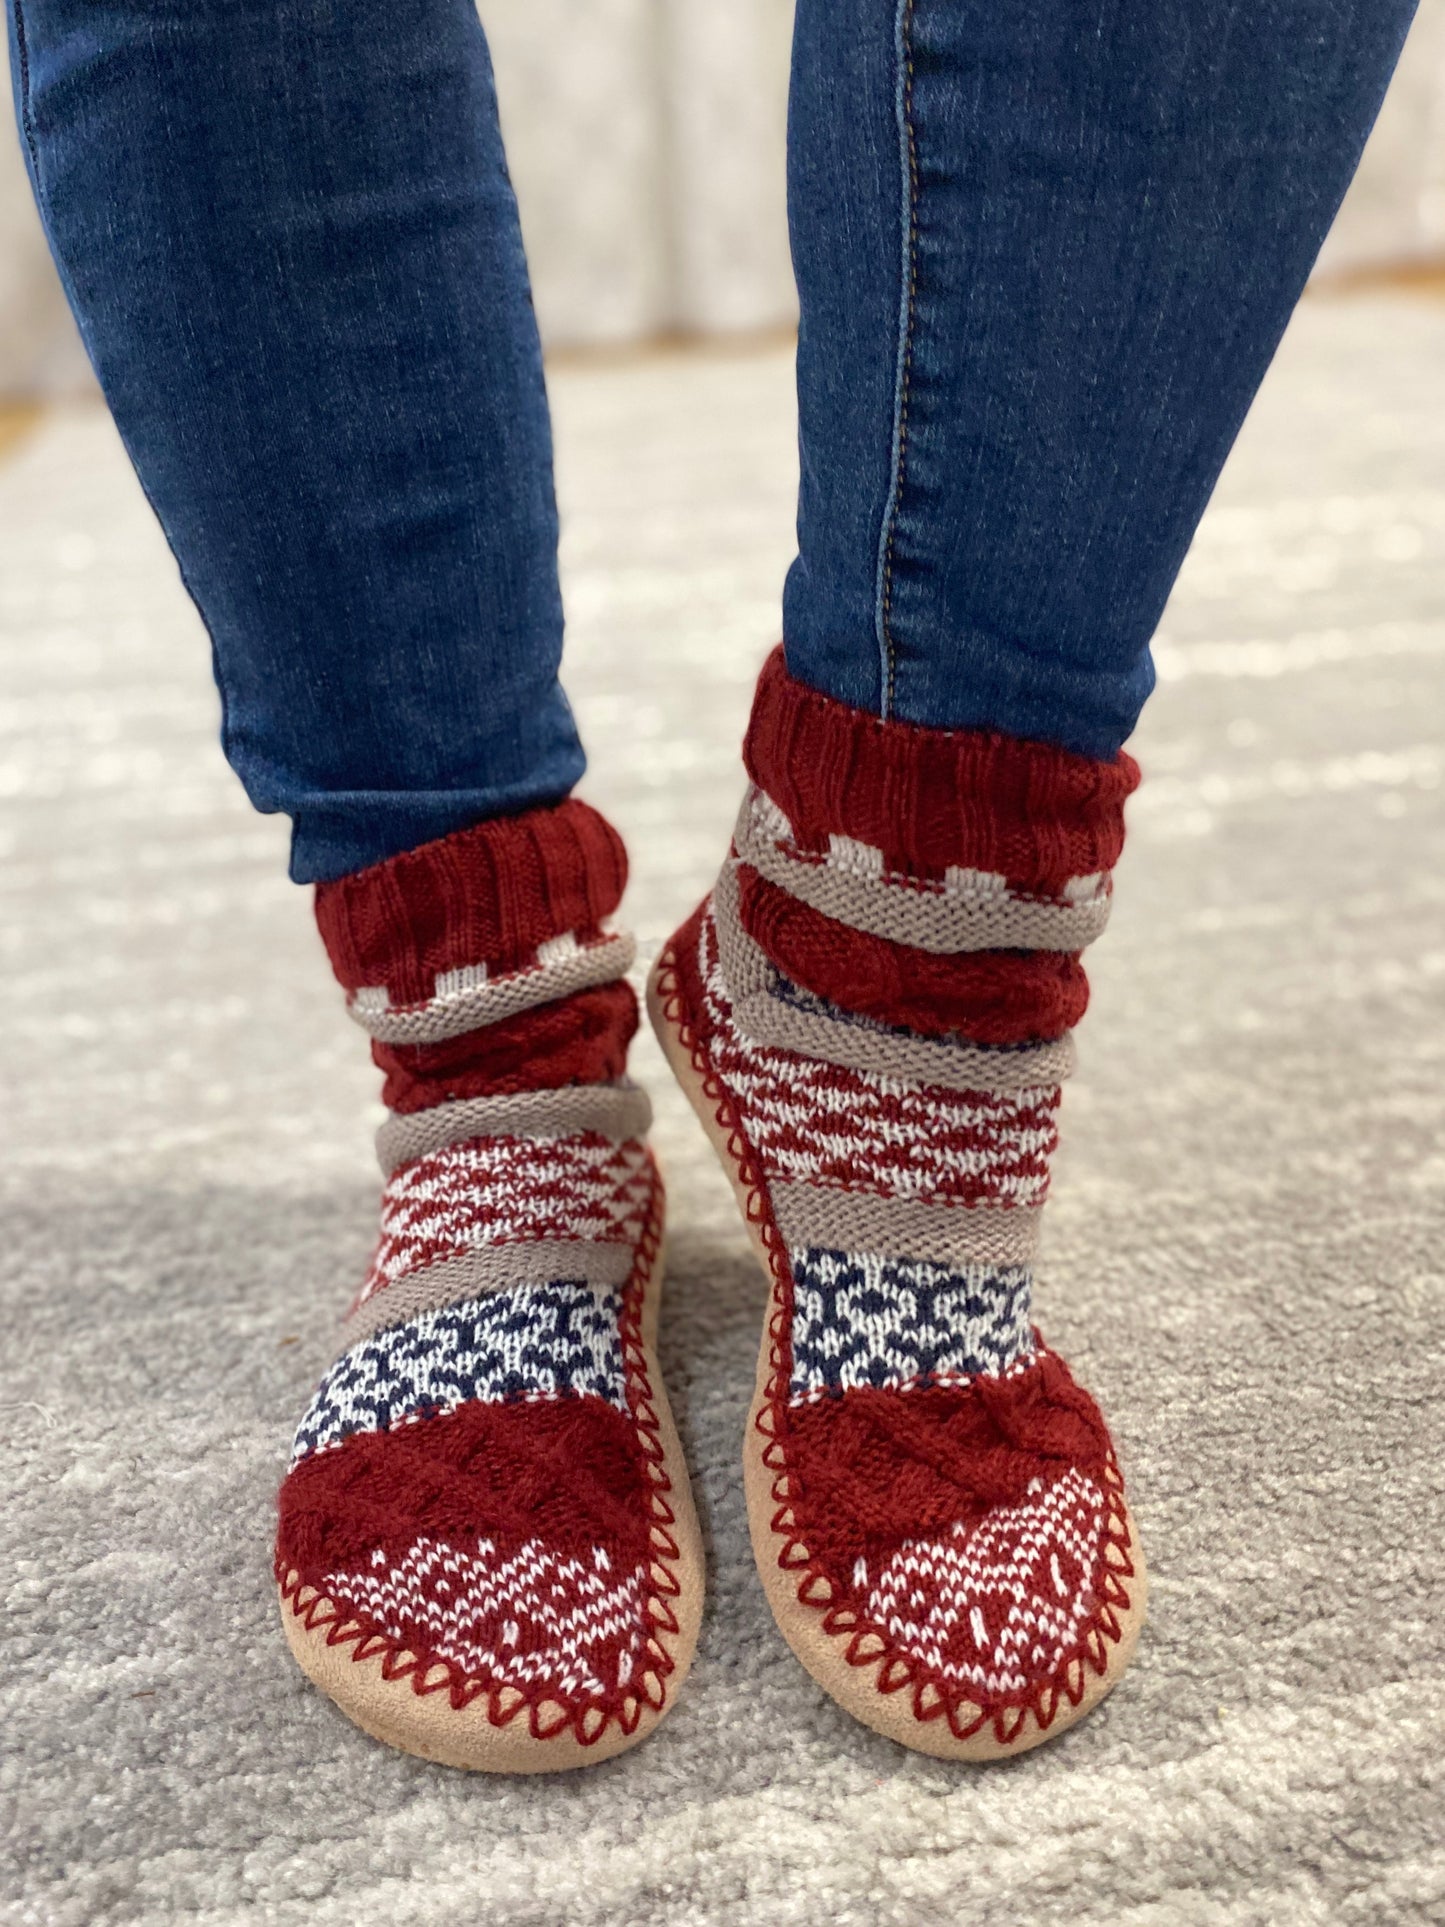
[314,799,629,1009]
[314,800,636,1105]
[735,648,1138,1044]
[744,646,1139,894]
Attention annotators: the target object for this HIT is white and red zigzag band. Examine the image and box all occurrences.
[375,1082,652,1177]
[317,1534,651,1700]
[697,908,1060,1219]
[357,1131,654,1308]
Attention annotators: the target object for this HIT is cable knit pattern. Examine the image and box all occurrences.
[374,980,639,1113]
[736,864,1091,1044]
[277,807,689,1755]
[653,651,1139,1749]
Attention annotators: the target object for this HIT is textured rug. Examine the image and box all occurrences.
[3,296,1444,1927]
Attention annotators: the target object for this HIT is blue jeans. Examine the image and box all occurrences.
[8,0,1415,881]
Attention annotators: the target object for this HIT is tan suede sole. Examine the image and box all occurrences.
[278,1220,706,1772]
[648,955,1146,1761]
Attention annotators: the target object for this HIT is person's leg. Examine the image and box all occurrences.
[8,0,702,1765]
[7,0,577,883]
[784,0,1417,747]
[653,0,1415,1758]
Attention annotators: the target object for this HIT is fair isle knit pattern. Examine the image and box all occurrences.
[277,802,688,1753]
[355,1130,654,1307]
[863,1468,1111,1699]
[319,1536,650,1701]
[702,874,1060,1209]
[291,1280,630,1463]
[698,894,1045,1367]
[656,647,1140,1748]
[790,1249,1034,1397]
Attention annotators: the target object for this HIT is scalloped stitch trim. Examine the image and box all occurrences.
[653,933,1137,1748]
[275,1159,683,1750]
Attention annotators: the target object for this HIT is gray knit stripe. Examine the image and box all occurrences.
[376,1082,653,1176]
[712,856,779,1000]
[770,1183,1043,1266]
[348,930,636,1044]
[734,789,1111,954]
[338,1241,635,1354]
[735,983,1076,1091]
[712,861,1075,1092]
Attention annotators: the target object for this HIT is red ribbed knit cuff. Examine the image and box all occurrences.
[314,801,628,1008]
[744,646,1139,890]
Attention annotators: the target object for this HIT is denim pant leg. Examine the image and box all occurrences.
[783,0,1418,756]
[7,0,580,883]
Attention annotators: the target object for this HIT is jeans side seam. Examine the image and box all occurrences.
[873,0,919,721]
[10,0,44,188]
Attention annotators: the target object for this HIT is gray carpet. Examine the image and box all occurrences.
[3,295,1444,1927]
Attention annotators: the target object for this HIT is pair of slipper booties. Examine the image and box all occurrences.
[275,648,1146,1770]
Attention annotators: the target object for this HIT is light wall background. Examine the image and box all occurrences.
[2,0,1444,398]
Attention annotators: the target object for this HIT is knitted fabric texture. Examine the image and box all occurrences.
[277,806,682,1748]
[660,649,1140,1744]
[315,801,639,1114]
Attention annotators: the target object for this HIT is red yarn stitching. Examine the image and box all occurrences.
[736,864,1088,1044]
[655,914,1136,1747]
[275,1163,684,1748]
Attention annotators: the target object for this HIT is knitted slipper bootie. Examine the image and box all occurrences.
[276,802,702,1770]
[649,650,1145,1759]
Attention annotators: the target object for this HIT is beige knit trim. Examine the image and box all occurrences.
[735,788,1111,955]
[770,1183,1043,1267]
[339,1241,634,1354]
[712,861,1075,1093]
[375,1082,653,1177]
[349,929,636,1044]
